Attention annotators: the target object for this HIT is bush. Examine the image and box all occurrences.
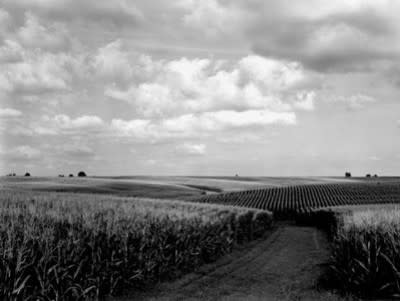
[69,174,74,177]
[345,172,351,178]
[24,172,30,177]
[78,171,86,177]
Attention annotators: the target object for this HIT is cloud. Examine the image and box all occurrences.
[3,0,143,26]
[51,114,105,131]
[329,94,376,110]
[0,8,11,35]
[111,109,295,141]
[92,39,134,82]
[62,144,96,158]
[179,0,245,38]
[17,13,71,52]
[14,114,106,137]
[246,0,400,71]
[176,142,206,155]
[293,91,315,111]
[105,51,314,118]
[0,50,74,94]
[0,40,23,63]
[368,155,382,161]
[0,108,23,118]
[3,145,41,160]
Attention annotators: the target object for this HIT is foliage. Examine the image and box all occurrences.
[0,191,272,300]
[328,208,400,298]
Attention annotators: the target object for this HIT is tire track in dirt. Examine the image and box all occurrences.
[112,224,351,301]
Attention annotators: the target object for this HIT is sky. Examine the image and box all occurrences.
[0,0,399,177]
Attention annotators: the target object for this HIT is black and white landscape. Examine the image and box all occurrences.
[1,1,400,300]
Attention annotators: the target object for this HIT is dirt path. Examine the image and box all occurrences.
[112,224,352,301]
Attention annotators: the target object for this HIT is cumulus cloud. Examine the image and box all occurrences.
[293,91,315,111]
[92,40,134,82]
[179,0,245,38]
[61,144,96,158]
[16,114,106,138]
[3,0,143,26]
[0,108,23,118]
[111,109,295,141]
[0,8,11,35]
[245,0,400,71]
[50,115,105,131]
[105,51,313,118]
[0,50,74,94]
[0,40,23,63]
[329,94,376,110]
[176,142,206,155]
[4,145,41,160]
[17,13,71,52]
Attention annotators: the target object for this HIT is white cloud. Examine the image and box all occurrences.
[92,39,134,82]
[4,0,143,25]
[62,144,95,158]
[329,94,376,110]
[0,40,23,63]
[52,114,105,131]
[17,13,71,52]
[0,8,11,35]
[177,142,206,155]
[105,52,311,118]
[368,155,382,161]
[179,0,244,38]
[5,145,41,160]
[293,91,315,111]
[0,51,74,94]
[0,108,23,118]
[111,109,295,141]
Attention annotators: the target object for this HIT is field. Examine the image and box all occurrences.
[312,206,400,298]
[3,176,400,300]
[192,180,400,216]
[0,190,272,299]
[0,175,362,199]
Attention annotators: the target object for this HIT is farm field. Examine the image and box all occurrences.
[3,177,400,300]
[192,180,400,216]
[0,175,372,200]
[116,224,348,301]
[311,206,400,299]
[0,190,272,299]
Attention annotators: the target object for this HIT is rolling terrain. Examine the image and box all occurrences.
[192,179,400,215]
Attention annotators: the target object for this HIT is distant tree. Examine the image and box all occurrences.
[366,174,371,178]
[24,172,31,177]
[78,171,87,177]
[12,173,16,176]
[69,174,74,177]
[58,174,64,177]
[345,172,352,178]
[374,174,378,178]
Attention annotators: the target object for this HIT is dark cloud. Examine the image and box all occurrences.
[245,1,400,72]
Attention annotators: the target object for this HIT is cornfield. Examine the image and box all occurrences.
[193,182,400,216]
[0,191,272,300]
[327,208,400,298]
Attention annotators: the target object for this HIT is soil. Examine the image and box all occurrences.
[111,224,355,301]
